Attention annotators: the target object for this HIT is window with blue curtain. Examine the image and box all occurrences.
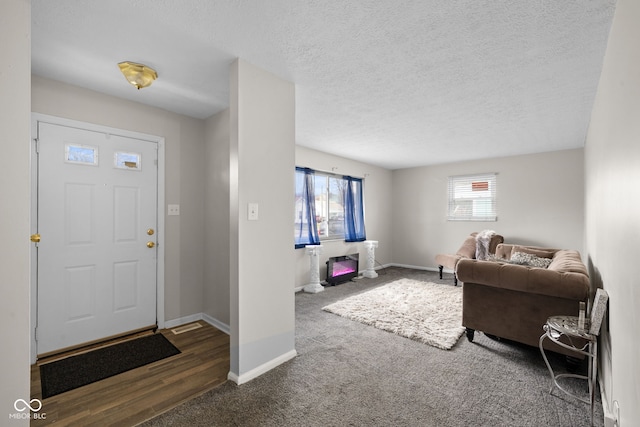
[343,175,366,242]
[294,167,366,248]
[294,167,320,249]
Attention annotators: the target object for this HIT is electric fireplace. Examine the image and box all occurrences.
[325,254,359,285]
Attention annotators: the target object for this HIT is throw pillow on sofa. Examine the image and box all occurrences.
[509,251,553,268]
[510,245,555,259]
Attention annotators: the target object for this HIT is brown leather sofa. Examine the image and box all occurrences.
[456,244,590,356]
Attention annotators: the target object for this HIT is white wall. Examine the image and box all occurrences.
[0,0,31,424]
[229,59,296,382]
[584,0,640,424]
[392,149,585,269]
[31,76,206,324]
[204,109,231,328]
[294,146,393,289]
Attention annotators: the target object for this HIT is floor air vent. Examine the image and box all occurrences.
[171,322,203,335]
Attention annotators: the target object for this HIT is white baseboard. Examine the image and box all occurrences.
[600,377,619,427]
[166,314,297,386]
[202,313,230,335]
[387,263,442,273]
[164,312,230,335]
[228,349,297,385]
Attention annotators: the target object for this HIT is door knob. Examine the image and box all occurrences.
[30,233,41,243]
[147,241,155,248]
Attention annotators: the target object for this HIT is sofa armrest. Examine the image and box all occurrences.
[456,258,589,301]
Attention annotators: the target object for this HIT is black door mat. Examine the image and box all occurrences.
[40,333,181,399]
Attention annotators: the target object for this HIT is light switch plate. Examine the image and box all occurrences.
[168,204,180,216]
[248,203,259,220]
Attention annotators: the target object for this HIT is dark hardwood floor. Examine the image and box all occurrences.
[30,322,230,426]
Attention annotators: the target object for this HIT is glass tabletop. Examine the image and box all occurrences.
[546,315,595,340]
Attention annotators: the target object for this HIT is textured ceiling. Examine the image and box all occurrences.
[31,1,616,170]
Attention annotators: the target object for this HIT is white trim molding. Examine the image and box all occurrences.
[388,263,439,272]
[228,349,297,385]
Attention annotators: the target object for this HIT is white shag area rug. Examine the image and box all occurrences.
[322,278,465,350]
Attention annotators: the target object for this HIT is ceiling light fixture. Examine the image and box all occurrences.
[118,61,158,90]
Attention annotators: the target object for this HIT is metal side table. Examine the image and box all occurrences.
[539,315,597,426]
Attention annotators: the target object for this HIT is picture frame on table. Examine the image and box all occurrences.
[589,288,609,335]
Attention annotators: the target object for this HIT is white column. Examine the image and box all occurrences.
[363,240,379,278]
[303,245,324,293]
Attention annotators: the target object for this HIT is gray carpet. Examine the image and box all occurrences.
[141,267,603,427]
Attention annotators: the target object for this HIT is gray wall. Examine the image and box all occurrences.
[584,0,639,424]
[294,146,393,288]
[0,0,31,423]
[391,149,585,270]
[31,76,206,324]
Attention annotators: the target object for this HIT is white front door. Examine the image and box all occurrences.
[35,121,158,355]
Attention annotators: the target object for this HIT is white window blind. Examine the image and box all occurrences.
[447,173,497,221]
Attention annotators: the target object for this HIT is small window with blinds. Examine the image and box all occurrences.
[447,173,497,221]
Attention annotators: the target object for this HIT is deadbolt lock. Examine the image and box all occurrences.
[147,228,155,236]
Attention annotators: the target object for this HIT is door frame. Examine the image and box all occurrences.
[30,113,166,363]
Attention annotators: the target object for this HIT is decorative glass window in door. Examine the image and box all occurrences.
[65,144,98,166]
